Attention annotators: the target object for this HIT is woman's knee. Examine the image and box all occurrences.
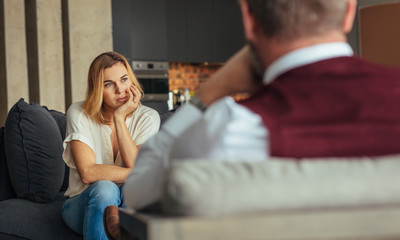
[88,180,121,206]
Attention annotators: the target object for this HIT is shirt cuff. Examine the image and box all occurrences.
[162,104,203,137]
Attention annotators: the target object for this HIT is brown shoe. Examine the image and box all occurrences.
[103,205,120,240]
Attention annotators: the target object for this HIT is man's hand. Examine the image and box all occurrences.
[197,45,263,105]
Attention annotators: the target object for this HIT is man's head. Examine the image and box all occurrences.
[240,0,357,71]
[245,0,351,40]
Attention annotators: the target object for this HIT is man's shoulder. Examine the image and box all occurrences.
[331,56,400,81]
[283,56,400,81]
[319,56,400,74]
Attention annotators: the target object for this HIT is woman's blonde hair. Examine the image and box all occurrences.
[82,51,143,124]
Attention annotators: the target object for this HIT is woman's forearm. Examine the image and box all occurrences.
[79,164,132,184]
[71,140,132,184]
[114,115,138,168]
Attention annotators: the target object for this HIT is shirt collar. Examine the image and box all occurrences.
[263,42,354,84]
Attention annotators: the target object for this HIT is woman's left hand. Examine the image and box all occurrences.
[114,84,141,120]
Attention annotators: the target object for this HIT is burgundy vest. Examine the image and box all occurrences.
[240,56,400,158]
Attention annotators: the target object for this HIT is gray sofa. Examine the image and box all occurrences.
[0,98,173,240]
[0,99,82,240]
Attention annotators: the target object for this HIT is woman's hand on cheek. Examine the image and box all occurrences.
[114,85,141,120]
[131,85,142,105]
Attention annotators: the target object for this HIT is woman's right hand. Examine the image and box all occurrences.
[114,84,141,121]
[113,84,141,168]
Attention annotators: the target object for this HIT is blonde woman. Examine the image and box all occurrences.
[61,52,160,240]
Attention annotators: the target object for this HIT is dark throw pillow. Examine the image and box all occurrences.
[4,98,65,203]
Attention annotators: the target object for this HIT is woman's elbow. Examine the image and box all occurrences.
[79,168,95,184]
[81,177,92,185]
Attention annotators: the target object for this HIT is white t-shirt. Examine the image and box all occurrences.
[63,102,160,197]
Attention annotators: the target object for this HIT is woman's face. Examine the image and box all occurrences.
[102,62,132,112]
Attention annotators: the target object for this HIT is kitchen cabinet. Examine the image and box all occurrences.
[212,0,245,62]
[113,0,244,63]
[112,0,131,61]
[165,0,186,61]
[184,1,214,62]
[168,0,245,62]
[113,0,167,61]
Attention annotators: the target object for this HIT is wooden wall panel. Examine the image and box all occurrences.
[65,0,113,107]
[0,0,112,125]
[0,0,29,125]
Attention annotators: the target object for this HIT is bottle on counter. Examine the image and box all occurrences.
[173,89,183,107]
[172,88,192,108]
[184,88,191,103]
[168,91,174,110]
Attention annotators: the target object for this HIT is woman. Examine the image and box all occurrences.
[62,52,160,239]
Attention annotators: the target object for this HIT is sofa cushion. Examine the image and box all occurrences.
[44,106,69,192]
[0,193,82,240]
[0,127,16,201]
[44,107,66,139]
[162,155,400,216]
[4,98,65,203]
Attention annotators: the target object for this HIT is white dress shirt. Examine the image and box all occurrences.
[123,42,354,209]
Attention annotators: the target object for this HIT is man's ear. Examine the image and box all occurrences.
[343,0,357,34]
[239,0,258,42]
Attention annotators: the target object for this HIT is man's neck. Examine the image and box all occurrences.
[259,31,348,71]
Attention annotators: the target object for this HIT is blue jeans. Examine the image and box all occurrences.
[62,180,124,240]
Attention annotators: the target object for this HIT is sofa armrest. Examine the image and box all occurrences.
[161,155,400,216]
